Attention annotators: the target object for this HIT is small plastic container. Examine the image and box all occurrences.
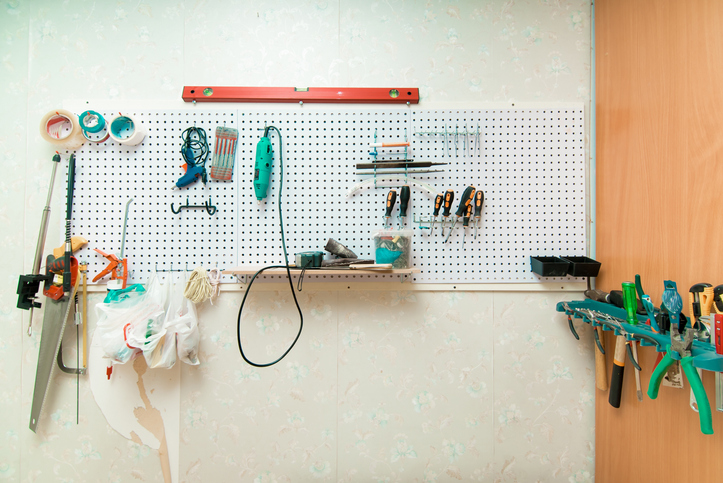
[373,229,413,269]
[560,256,601,277]
[530,256,570,277]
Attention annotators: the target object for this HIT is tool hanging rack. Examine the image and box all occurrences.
[557,299,723,434]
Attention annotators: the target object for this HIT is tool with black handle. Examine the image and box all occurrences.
[445,186,475,243]
[440,189,454,237]
[384,190,396,227]
[431,193,443,235]
[398,185,410,227]
[62,154,75,293]
[473,190,484,239]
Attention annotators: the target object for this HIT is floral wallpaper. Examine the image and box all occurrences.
[1,0,593,482]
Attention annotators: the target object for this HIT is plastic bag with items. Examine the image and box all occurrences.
[95,272,167,364]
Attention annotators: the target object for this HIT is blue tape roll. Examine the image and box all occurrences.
[79,110,105,133]
[110,115,135,140]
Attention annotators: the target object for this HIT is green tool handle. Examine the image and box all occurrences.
[648,349,674,400]
[622,281,638,325]
[682,356,714,434]
[455,186,475,217]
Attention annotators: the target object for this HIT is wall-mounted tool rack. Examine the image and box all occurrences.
[557,300,723,433]
[67,105,586,285]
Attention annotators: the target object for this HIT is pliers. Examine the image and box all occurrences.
[92,248,128,289]
[648,324,713,434]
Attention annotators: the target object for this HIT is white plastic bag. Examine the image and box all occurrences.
[144,273,177,369]
[169,271,200,365]
[95,272,166,364]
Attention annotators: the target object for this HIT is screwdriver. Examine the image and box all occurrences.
[445,186,475,243]
[461,203,473,248]
[398,185,410,227]
[473,190,484,238]
[440,189,454,237]
[431,193,443,235]
[384,190,397,228]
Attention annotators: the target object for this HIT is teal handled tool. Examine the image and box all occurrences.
[648,295,713,434]
[650,280,713,434]
[173,126,209,190]
[384,189,397,227]
[253,127,273,202]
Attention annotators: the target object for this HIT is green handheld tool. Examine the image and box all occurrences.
[622,281,638,325]
[254,129,273,202]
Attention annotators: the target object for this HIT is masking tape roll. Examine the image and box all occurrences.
[39,109,86,150]
[108,113,146,146]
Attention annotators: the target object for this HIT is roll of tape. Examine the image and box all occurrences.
[79,110,106,133]
[108,113,146,146]
[39,109,86,150]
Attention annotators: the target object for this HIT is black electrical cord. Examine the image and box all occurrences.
[236,126,305,367]
[180,125,210,167]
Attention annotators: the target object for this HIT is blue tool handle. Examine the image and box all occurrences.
[175,164,204,189]
[647,348,674,399]
[681,356,714,434]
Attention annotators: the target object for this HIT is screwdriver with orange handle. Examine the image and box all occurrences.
[431,193,443,235]
[384,190,397,227]
[440,189,454,237]
[461,203,473,248]
[445,186,475,243]
[473,190,484,239]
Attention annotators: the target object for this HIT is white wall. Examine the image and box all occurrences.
[0,1,594,481]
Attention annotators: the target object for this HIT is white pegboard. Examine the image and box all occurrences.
[69,106,586,285]
[71,110,238,284]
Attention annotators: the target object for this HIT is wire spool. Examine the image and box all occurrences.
[39,109,86,150]
[108,113,146,146]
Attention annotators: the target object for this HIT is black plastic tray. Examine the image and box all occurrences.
[561,256,601,277]
[530,256,570,277]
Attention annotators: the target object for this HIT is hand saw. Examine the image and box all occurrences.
[29,270,80,432]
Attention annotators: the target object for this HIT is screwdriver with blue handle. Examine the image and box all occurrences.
[445,186,475,243]
[431,193,443,235]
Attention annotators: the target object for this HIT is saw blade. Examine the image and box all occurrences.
[29,278,79,432]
